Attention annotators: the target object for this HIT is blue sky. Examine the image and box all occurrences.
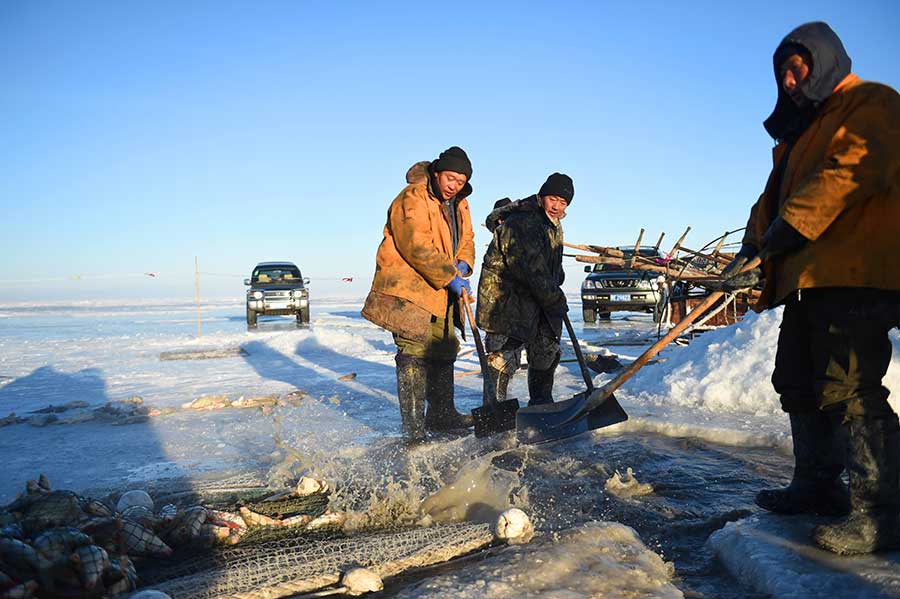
[2,1,898,300]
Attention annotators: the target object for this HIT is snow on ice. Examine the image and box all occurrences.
[1,296,898,598]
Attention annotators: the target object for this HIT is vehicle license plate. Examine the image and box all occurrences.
[611,293,630,302]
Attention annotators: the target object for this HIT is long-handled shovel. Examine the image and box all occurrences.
[459,289,520,437]
[516,256,762,444]
[515,313,628,444]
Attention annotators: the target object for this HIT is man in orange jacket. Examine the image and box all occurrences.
[721,22,900,554]
[362,147,476,442]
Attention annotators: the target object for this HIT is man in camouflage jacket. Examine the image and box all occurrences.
[476,173,573,406]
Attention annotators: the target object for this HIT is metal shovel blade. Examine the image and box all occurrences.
[472,398,520,438]
[515,390,628,445]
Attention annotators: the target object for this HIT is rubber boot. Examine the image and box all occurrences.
[755,411,850,516]
[424,360,474,431]
[395,354,426,443]
[527,362,557,407]
[486,364,512,404]
[813,414,900,554]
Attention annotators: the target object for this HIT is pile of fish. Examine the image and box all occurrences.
[1,398,152,428]
[0,390,311,430]
[0,474,338,598]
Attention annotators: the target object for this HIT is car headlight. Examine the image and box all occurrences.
[636,280,652,290]
[252,291,263,299]
[582,281,595,289]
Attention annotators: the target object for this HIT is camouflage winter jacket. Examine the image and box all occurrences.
[476,195,567,341]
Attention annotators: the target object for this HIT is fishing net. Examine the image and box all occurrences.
[6,459,517,598]
[243,493,329,519]
[134,522,494,599]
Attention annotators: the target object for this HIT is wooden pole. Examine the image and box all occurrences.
[653,232,665,250]
[667,226,691,259]
[629,228,645,268]
[563,242,624,258]
[194,256,202,338]
[710,232,728,259]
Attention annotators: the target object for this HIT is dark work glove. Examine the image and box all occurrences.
[447,275,472,299]
[455,260,471,277]
[759,217,807,261]
[716,243,761,293]
[547,298,569,319]
[544,298,569,339]
[720,243,757,278]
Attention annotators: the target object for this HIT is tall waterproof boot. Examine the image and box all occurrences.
[813,414,900,554]
[755,410,850,516]
[527,364,557,407]
[486,364,513,404]
[424,360,474,431]
[395,354,426,443]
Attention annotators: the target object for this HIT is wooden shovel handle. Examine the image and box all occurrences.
[459,289,491,382]
[594,255,762,402]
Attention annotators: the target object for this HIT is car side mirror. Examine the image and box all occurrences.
[243,278,251,285]
[584,266,591,273]
[303,278,310,285]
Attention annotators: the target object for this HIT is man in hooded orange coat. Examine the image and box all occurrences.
[720,21,900,555]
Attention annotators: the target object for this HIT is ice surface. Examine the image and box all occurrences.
[2,296,899,597]
[709,514,900,598]
[392,521,684,599]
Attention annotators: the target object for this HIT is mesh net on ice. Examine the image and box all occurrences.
[135,522,494,599]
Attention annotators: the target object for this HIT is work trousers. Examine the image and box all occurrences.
[485,319,561,376]
[394,314,460,362]
[772,287,900,418]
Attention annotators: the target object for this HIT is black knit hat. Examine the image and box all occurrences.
[432,146,473,179]
[539,173,574,204]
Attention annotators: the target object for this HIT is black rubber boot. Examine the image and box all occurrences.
[424,360,474,431]
[526,357,558,407]
[395,353,426,443]
[755,410,850,516]
[813,414,900,555]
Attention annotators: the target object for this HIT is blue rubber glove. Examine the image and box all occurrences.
[456,260,471,277]
[447,275,472,299]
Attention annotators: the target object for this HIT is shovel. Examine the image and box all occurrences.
[515,313,628,444]
[516,256,762,444]
[459,289,520,438]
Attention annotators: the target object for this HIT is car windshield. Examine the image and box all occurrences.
[253,266,302,284]
[592,248,663,273]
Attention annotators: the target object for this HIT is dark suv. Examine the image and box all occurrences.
[580,247,666,323]
[244,262,310,327]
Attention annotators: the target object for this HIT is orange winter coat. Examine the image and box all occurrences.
[744,74,900,310]
[366,162,475,322]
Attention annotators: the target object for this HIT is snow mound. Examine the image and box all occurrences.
[621,309,900,418]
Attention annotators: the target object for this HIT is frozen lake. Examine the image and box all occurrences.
[1,297,898,598]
